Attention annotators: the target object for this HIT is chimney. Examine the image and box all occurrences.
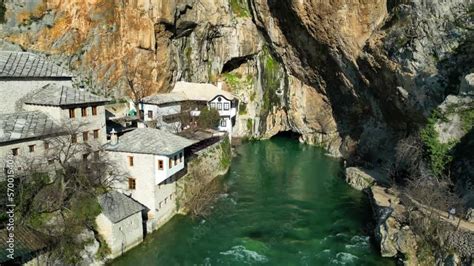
[217,81,223,91]
[110,128,118,145]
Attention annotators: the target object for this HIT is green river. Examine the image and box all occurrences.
[113,137,395,266]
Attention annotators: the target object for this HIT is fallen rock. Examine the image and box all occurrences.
[368,186,418,265]
[460,73,474,96]
[345,167,377,190]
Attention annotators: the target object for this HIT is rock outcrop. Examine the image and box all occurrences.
[368,186,418,265]
[1,0,472,158]
[345,167,377,191]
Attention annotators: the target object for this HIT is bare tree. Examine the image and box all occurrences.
[122,59,154,119]
[177,165,223,219]
[8,121,126,263]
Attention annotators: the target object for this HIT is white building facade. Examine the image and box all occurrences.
[104,128,196,231]
[96,191,145,259]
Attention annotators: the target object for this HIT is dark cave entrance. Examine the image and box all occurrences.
[271,130,302,141]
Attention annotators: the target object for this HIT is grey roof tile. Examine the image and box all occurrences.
[142,92,188,105]
[98,191,145,223]
[0,226,50,263]
[0,111,63,144]
[0,51,72,78]
[23,83,110,106]
[104,128,197,156]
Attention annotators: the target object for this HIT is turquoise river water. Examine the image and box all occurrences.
[112,137,395,266]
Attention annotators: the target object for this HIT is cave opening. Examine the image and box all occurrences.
[222,55,253,73]
[271,130,302,141]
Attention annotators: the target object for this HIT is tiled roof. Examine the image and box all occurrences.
[104,128,197,156]
[98,191,145,223]
[23,83,110,106]
[0,226,50,263]
[0,51,72,79]
[172,81,236,101]
[142,92,188,105]
[0,112,63,144]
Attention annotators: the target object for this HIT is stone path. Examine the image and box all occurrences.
[371,186,474,232]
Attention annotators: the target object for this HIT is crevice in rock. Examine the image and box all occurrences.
[222,54,254,73]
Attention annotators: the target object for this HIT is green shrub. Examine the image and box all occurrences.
[420,110,457,177]
[246,119,253,132]
[238,102,247,115]
[460,104,474,132]
[229,0,250,17]
[219,137,232,170]
[198,107,220,129]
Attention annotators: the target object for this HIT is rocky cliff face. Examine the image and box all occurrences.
[1,0,472,159]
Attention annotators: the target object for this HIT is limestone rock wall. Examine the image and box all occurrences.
[1,0,472,158]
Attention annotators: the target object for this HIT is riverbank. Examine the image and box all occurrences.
[346,167,474,265]
[112,137,394,265]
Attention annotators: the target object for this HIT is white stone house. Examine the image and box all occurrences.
[96,191,145,259]
[0,51,73,114]
[104,128,197,231]
[173,82,237,134]
[141,92,188,132]
[141,81,238,134]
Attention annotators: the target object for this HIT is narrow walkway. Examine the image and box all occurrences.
[371,186,474,232]
[407,196,474,232]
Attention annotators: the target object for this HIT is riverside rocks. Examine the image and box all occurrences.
[344,167,377,191]
[368,186,418,265]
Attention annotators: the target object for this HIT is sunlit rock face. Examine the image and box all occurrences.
[1,0,472,159]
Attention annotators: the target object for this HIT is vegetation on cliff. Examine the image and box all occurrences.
[259,46,281,115]
[420,110,457,177]
[229,0,250,18]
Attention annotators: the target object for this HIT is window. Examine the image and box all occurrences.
[180,152,183,163]
[11,148,19,156]
[81,107,87,117]
[92,106,98,116]
[83,131,89,142]
[28,145,35,153]
[174,155,178,166]
[158,160,164,170]
[69,108,75,118]
[93,129,99,139]
[148,110,153,119]
[128,156,134,167]
[224,102,230,110]
[210,103,216,109]
[220,119,227,127]
[44,142,50,150]
[217,103,222,110]
[128,178,136,190]
[82,154,88,161]
[169,158,172,168]
[71,134,77,144]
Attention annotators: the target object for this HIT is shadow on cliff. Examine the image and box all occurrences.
[263,0,369,140]
[262,0,415,164]
[450,128,474,207]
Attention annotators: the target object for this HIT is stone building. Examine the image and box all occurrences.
[21,83,109,148]
[141,81,238,134]
[0,51,73,114]
[0,111,65,176]
[104,128,197,231]
[96,191,145,259]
